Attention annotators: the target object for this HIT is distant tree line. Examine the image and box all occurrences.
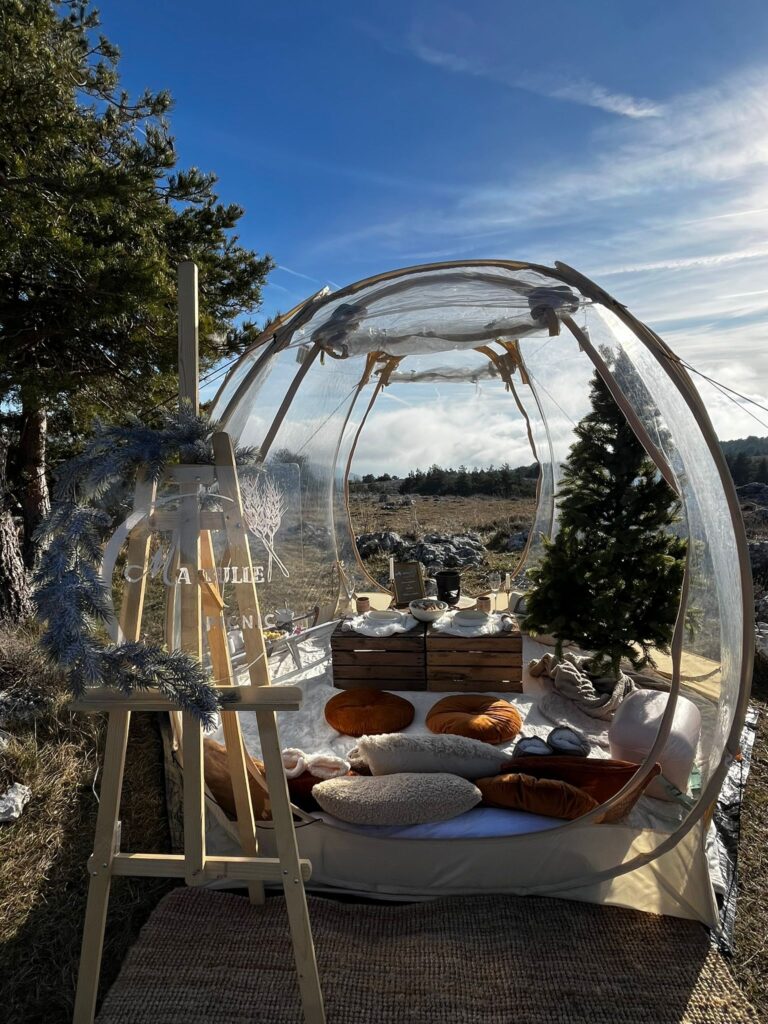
[725,452,768,487]
[360,472,396,484]
[397,463,538,498]
[349,435,768,499]
[720,435,768,459]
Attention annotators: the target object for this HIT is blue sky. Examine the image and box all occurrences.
[99,0,768,456]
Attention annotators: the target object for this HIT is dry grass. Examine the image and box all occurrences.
[731,504,768,1019]
[732,657,768,1018]
[0,622,175,1023]
[349,492,536,594]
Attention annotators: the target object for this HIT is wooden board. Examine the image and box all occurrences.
[426,621,523,692]
[330,620,426,690]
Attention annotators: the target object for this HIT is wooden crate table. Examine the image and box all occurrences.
[330,620,427,690]
[426,619,523,692]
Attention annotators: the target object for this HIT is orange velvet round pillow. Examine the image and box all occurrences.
[476,773,599,820]
[426,694,522,745]
[325,688,415,738]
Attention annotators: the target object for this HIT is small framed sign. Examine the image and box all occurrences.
[392,561,426,607]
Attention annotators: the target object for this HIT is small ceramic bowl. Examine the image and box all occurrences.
[409,598,449,623]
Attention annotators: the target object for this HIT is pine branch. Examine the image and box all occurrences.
[30,408,267,722]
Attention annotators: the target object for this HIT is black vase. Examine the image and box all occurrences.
[436,569,461,606]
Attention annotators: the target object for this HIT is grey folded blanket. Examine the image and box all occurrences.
[529,651,635,722]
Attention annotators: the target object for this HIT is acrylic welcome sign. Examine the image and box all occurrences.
[98,458,305,686]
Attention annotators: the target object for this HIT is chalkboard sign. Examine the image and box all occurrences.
[392,561,425,606]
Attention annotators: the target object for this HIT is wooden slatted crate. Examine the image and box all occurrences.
[426,620,523,692]
[330,620,427,690]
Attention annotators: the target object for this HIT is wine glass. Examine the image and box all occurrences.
[488,571,502,613]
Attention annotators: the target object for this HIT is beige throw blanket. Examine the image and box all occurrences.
[529,651,635,721]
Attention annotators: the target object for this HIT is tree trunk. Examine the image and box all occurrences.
[0,438,32,621]
[18,394,50,568]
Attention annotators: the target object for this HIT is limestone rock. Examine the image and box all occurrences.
[0,782,31,823]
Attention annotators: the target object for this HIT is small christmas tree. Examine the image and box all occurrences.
[523,371,687,679]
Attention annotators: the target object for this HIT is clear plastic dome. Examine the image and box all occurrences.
[206,260,753,920]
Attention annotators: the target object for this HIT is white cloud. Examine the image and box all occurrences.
[276,265,321,284]
[533,76,663,119]
[596,247,768,277]
[351,387,537,476]
[408,40,662,119]
[313,66,768,256]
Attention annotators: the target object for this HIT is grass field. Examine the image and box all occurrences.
[348,491,536,594]
[0,624,177,1022]
[729,501,768,1013]
[0,492,766,1021]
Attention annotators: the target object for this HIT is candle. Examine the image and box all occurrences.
[389,556,395,580]
[504,572,511,591]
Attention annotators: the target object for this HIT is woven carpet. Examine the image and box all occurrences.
[96,888,759,1024]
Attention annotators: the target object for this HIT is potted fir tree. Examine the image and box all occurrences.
[523,370,687,680]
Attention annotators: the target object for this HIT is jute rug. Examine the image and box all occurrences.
[97,888,759,1024]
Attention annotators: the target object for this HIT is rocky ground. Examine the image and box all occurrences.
[349,492,536,594]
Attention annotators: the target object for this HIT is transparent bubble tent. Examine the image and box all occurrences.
[202,259,753,925]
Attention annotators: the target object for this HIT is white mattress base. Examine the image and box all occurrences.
[245,813,719,926]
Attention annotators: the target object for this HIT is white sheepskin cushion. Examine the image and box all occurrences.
[349,732,511,780]
[312,773,481,826]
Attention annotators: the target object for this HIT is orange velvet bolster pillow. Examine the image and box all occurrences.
[325,687,415,737]
[476,773,599,820]
[426,694,523,745]
[203,738,271,821]
[504,756,657,806]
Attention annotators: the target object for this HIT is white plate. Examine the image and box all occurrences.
[367,609,400,622]
[453,609,490,624]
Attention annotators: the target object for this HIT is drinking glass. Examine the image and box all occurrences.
[488,571,502,612]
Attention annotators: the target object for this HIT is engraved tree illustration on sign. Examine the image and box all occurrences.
[241,473,290,581]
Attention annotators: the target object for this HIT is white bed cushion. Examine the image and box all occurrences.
[315,806,562,839]
[312,773,481,826]
[350,732,512,780]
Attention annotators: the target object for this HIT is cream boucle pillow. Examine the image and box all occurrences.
[312,773,481,826]
[349,732,511,780]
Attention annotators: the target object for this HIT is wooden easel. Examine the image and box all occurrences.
[71,262,325,1024]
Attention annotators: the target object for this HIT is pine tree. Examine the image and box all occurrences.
[523,372,687,678]
[0,0,273,566]
[731,452,751,486]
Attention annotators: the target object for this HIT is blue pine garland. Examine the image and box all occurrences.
[33,406,258,726]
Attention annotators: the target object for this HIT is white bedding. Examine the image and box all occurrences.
[214,632,612,765]
[206,629,725,904]
[314,806,562,839]
[211,630,687,840]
